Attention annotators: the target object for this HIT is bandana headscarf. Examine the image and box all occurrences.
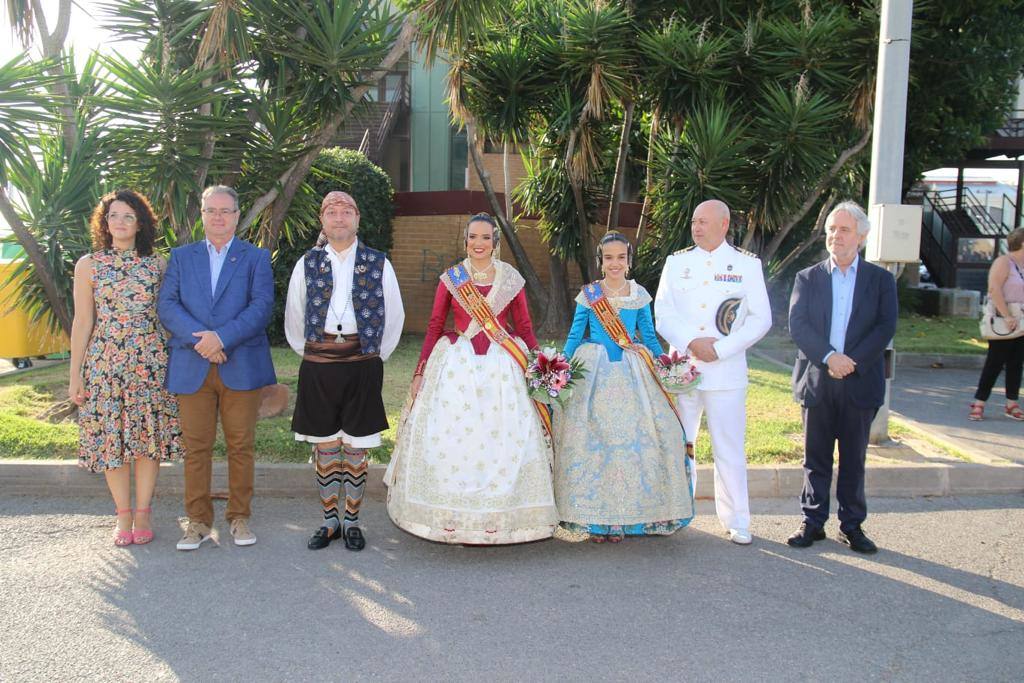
[320,191,359,215]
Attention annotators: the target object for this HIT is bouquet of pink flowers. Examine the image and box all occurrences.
[525,347,586,407]
[656,349,701,394]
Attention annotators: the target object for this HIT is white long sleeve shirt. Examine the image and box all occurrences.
[284,242,405,361]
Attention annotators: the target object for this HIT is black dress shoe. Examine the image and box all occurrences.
[838,526,878,554]
[344,526,366,551]
[787,522,826,548]
[307,526,337,550]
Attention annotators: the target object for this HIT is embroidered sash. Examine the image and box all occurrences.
[442,263,553,438]
[582,281,685,432]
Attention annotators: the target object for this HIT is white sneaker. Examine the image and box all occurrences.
[176,521,213,551]
[728,528,753,545]
[230,518,257,546]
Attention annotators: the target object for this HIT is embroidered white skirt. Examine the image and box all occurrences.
[385,336,557,544]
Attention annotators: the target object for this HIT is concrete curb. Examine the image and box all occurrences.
[754,348,985,370]
[2,459,1021,499]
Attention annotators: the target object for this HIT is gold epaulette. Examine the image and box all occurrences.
[734,246,759,259]
[672,245,696,255]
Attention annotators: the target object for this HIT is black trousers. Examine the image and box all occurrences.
[800,376,877,532]
[974,337,1024,402]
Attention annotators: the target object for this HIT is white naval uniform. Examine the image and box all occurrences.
[654,241,772,532]
[284,241,405,447]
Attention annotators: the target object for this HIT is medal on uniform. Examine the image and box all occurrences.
[715,297,743,335]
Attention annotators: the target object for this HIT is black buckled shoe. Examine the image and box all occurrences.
[343,526,366,551]
[307,526,337,550]
[838,526,878,554]
[787,522,826,548]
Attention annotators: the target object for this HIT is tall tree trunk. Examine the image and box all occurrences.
[564,129,593,282]
[0,187,72,335]
[540,252,572,338]
[769,189,838,280]
[635,111,659,246]
[465,120,548,307]
[760,126,873,263]
[502,140,513,219]
[242,18,417,247]
[606,97,634,232]
[30,0,76,154]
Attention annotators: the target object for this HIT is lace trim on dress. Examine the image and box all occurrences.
[574,280,652,310]
[442,258,526,339]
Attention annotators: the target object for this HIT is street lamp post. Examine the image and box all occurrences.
[867,0,914,444]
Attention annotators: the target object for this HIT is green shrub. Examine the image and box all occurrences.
[269,148,395,345]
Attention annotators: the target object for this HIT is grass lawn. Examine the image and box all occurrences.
[0,339,806,465]
[757,314,985,355]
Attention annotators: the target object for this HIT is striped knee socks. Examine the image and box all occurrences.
[341,446,368,531]
[315,443,343,534]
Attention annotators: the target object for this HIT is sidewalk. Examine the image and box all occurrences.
[890,365,1023,464]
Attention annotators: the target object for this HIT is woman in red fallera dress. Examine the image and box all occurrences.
[385,214,557,544]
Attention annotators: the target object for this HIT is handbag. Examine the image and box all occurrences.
[979,300,1024,340]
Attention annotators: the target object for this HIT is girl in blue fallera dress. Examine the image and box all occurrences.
[553,233,695,542]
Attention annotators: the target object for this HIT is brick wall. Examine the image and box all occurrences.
[391,208,638,332]
[466,151,527,193]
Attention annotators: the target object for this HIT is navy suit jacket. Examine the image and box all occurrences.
[158,238,277,395]
[788,257,898,410]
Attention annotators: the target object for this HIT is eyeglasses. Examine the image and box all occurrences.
[106,212,137,224]
[201,208,238,217]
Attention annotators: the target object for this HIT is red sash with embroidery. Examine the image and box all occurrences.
[582,282,685,432]
[444,264,553,438]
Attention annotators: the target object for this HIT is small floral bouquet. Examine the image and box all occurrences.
[525,346,586,407]
[656,349,701,394]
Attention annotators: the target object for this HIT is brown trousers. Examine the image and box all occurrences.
[177,366,261,525]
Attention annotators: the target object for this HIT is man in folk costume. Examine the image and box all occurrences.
[284,191,405,551]
[654,199,772,545]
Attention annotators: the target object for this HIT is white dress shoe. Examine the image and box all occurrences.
[728,528,752,545]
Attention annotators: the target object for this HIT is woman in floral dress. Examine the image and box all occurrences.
[70,190,183,546]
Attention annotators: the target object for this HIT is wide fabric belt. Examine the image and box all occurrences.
[303,332,379,364]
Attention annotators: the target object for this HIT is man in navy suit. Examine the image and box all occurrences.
[159,186,276,550]
[787,201,897,554]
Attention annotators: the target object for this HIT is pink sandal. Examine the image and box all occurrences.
[1006,403,1024,421]
[114,508,133,547]
[968,402,984,421]
[132,507,154,545]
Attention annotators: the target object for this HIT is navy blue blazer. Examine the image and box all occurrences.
[158,238,277,395]
[788,257,898,409]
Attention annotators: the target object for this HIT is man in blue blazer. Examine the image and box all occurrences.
[787,201,897,554]
[158,185,276,551]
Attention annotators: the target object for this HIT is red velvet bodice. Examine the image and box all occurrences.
[417,281,538,370]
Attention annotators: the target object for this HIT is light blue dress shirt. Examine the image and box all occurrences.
[207,237,234,295]
[823,255,858,362]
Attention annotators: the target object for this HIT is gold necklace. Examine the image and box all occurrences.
[468,258,495,282]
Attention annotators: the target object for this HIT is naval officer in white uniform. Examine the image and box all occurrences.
[654,199,772,545]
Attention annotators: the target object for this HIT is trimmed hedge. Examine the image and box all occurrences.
[269,148,395,345]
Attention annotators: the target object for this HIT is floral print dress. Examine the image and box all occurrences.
[78,249,183,472]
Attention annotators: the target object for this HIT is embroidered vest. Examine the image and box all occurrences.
[303,242,387,354]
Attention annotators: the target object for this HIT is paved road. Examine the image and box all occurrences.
[2,493,1022,682]
[890,366,1023,463]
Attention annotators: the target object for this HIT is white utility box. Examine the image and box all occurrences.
[866,203,923,263]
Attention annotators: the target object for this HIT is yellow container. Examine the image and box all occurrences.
[0,259,70,359]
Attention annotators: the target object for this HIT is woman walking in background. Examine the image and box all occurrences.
[70,190,183,546]
[969,228,1024,422]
